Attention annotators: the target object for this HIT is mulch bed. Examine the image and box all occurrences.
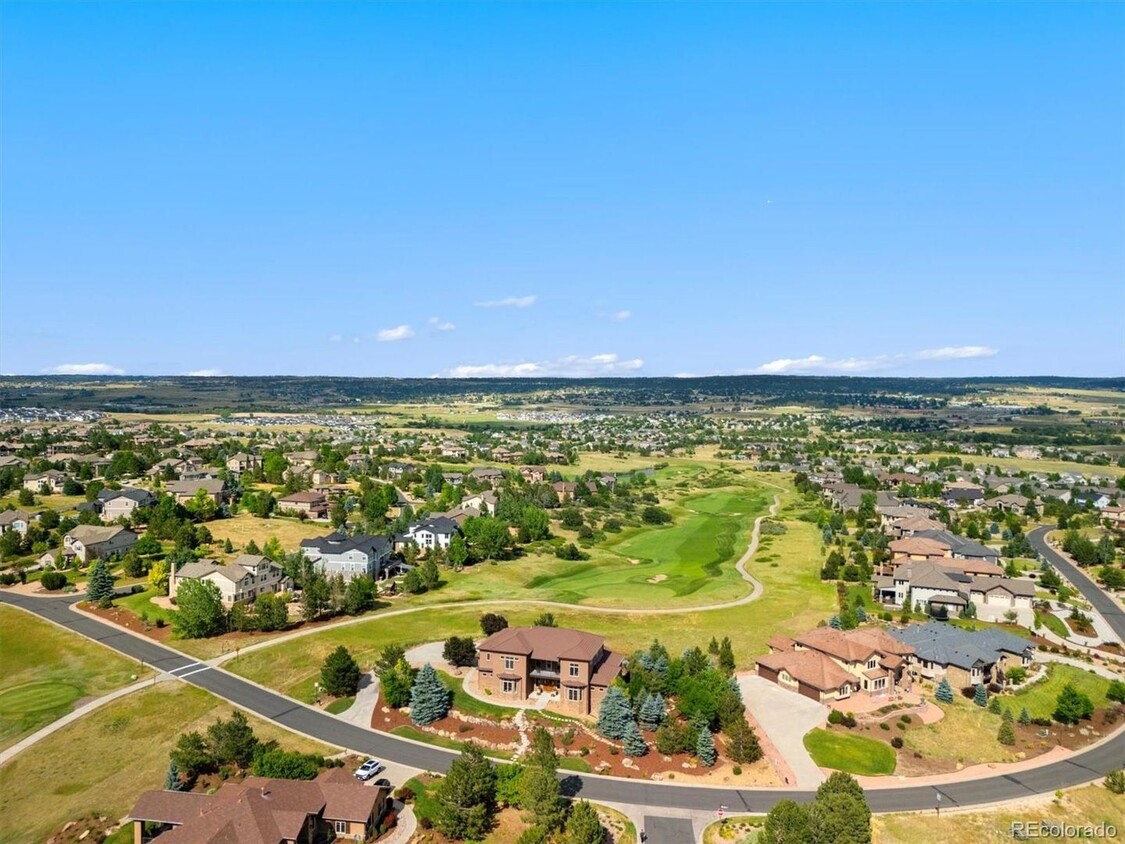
[370,692,757,780]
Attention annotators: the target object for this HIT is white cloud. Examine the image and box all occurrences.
[915,345,998,360]
[329,334,343,343]
[442,353,644,378]
[749,345,1000,374]
[44,363,125,375]
[184,369,224,377]
[428,317,456,331]
[474,295,537,309]
[606,309,632,321]
[376,324,415,342]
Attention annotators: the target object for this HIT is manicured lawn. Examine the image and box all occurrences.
[437,671,521,719]
[405,483,772,610]
[803,728,896,776]
[1013,664,1112,720]
[0,606,148,750]
[117,587,178,626]
[325,696,355,714]
[873,784,1125,843]
[0,683,336,844]
[1036,611,1069,639]
[223,484,836,697]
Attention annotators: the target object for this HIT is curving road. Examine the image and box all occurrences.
[1029,525,1125,644]
[2,589,1122,815]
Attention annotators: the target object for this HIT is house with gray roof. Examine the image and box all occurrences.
[888,621,1034,690]
[300,532,391,582]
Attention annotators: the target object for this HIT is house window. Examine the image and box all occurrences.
[502,656,516,671]
[335,820,347,834]
[567,687,582,702]
[569,663,579,677]
[502,680,517,694]
[867,659,877,669]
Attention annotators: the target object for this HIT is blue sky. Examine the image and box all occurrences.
[2,2,1122,378]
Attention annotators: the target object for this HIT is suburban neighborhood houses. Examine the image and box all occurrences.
[0,378,1122,844]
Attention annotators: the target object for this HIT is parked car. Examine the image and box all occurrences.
[374,778,392,789]
[355,759,383,781]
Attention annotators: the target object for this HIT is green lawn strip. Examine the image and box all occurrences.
[802,728,896,776]
[1035,611,1069,639]
[1012,664,1111,720]
[325,696,355,714]
[401,775,443,825]
[436,671,520,719]
[0,683,335,844]
[116,588,178,626]
[0,605,146,750]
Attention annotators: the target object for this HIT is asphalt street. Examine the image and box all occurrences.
[3,588,1123,816]
[1030,525,1125,643]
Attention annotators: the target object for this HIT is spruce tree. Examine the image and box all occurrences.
[988,696,1002,714]
[855,604,868,622]
[622,719,648,757]
[935,678,954,704]
[596,686,634,740]
[1018,707,1031,726]
[973,684,988,708]
[164,759,185,791]
[563,800,607,844]
[719,637,735,674]
[829,615,842,629]
[638,692,665,730]
[85,558,115,604]
[410,663,451,726]
[724,718,763,764]
[708,636,720,656]
[998,719,1016,746]
[696,725,717,767]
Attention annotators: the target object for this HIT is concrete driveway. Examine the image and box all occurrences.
[737,675,827,788]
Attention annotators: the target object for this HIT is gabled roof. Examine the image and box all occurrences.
[66,525,134,545]
[888,621,1032,671]
[409,516,458,536]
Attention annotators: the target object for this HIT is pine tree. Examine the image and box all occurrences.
[563,801,607,844]
[321,645,361,697]
[1002,707,1013,723]
[973,684,988,708]
[719,637,735,674]
[1018,707,1031,726]
[935,678,954,704]
[223,538,234,553]
[988,696,1002,714]
[696,725,717,767]
[998,719,1016,746]
[622,719,647,757]
[164,759,185,791]
[85,558,115,604]
[638,692,666,730]
[433,743,497,840]
[596,686,634,740]
[410,663,451,726]
[855,604,867,622]
[723,718,763,764]
[708,636,720,655]
[520,728,566,832]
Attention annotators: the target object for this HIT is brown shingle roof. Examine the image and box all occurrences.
[478,626,604,662]
[757,650,856,692]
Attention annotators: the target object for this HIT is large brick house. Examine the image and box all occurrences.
[757,627,915,703]
[476,626,624,715]
[128,769,388,843]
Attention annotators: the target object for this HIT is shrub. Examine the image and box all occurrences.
[732,765,742,775]
[40,570,68,591]
[879,722,891,731]
[899,714,912,724]
[442,636,477,668]
[1105,769,1125,795]
[827,710,844,726]
[480,613,508,636]
[1053,683,1094,725]
[891,737,904,749]
[394,786,415,802]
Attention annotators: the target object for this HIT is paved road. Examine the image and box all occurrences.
[3,590,1123,815]
[1030,526,1125,644]
[644,815,695,844]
